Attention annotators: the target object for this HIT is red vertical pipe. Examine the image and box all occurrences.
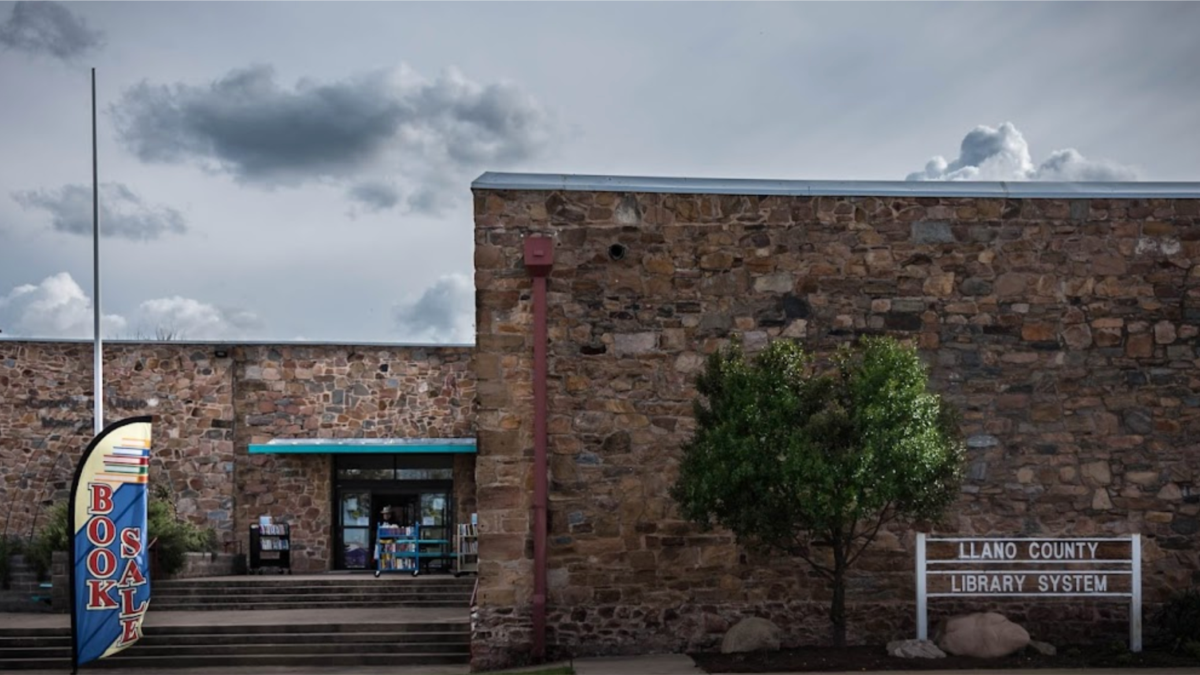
[531,273,548,661]
[523,237,553,662]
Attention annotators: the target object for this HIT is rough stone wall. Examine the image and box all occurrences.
[471,188,1200,668]
[0,341,475,573]
[233,344,475,571]
[454,453,479,526]
[0,342,236,542]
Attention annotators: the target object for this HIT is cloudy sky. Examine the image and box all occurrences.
[1,2,1197,343]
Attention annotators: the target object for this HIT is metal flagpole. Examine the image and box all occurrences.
[92,67,103,435]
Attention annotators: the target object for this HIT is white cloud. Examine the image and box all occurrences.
[392,273,473,343]
[906,122,1139,182]
[132,296,262,340]
[0,272,126,338]
[0,272,261,340]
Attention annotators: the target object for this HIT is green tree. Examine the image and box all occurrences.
[671,336,964,647]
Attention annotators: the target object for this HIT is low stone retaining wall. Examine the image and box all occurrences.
[51,551,67,612]
[174,552,238,578]
[47,550,241,612]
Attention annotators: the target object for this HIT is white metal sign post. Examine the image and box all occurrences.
[916,534,1141,652]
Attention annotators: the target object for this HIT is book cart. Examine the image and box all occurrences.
[375,524,450,577]
[249,522,291,574]
[454,520,478,577]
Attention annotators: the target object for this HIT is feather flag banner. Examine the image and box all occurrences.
[69,416,153,669]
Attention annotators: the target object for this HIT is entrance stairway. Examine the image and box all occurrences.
[0,575,475,670]
[152,574,475,611]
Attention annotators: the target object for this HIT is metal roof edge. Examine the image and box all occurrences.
[264,438,475,446]
[472,172,1200,199]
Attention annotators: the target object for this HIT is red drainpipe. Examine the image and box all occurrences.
[523,236,553,662]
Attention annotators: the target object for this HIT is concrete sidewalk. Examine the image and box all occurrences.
[9,653,1200,674]
[570,654,1200,674]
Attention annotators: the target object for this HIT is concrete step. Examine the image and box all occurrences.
[0,622,467,638]
[2,640,469,659]
[0,636,69,648]
[0,631,467,649]
[0,620,471,670]
[152,586,471,597]
[154,577,475,588]
[149,597,474,607]
[151,622,467,635]
[148,600,469,611]
[153,588,473,596]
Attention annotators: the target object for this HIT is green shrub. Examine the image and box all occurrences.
[26,503,69,580]
[148,499,218,576]
[25,496,218,580]
[1155,588,1200,652]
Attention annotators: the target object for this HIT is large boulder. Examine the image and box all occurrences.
[937,612,1030,658]
[887,639,946,659]
[720,617,782,654]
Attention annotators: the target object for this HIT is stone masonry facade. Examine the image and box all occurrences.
[471,187,1200,668]
[0,341,474,572]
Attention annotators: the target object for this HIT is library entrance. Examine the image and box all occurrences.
[334,453,455,571]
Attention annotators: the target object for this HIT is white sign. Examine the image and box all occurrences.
[915,534,1141,651]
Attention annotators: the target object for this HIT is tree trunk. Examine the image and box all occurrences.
[830,545,848,648]
[830,569,847,647]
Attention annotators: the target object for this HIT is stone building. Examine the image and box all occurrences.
[0,341,475,572]
[469,173,1200,669]
[3,173,1199,671]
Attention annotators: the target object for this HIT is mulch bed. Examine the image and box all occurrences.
[692,645,1200,672]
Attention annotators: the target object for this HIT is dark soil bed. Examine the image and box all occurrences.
[693,645,1200,672]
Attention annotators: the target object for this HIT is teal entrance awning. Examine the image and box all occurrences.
[248,438,476,454]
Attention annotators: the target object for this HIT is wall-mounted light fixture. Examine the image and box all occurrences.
[213,348,229,359]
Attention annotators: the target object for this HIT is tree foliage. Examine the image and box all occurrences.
[671,336,964,646]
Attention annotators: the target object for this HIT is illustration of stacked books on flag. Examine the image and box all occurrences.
[97,437,150,484]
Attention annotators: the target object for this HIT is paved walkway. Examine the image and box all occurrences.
[7,651,1200,675]
[6,608,1199,675]
[571,656,1200,675]
[12,658,1200,675]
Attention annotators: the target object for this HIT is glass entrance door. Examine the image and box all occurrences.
[332,453,456,571]
[339,491,371,569]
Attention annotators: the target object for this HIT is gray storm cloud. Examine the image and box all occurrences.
[113,64,556,212]
[346,181,401,214]
[12,183,187,241]
[906,122,1139,182]
[0,1,104,61]
[392,274,473,344]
